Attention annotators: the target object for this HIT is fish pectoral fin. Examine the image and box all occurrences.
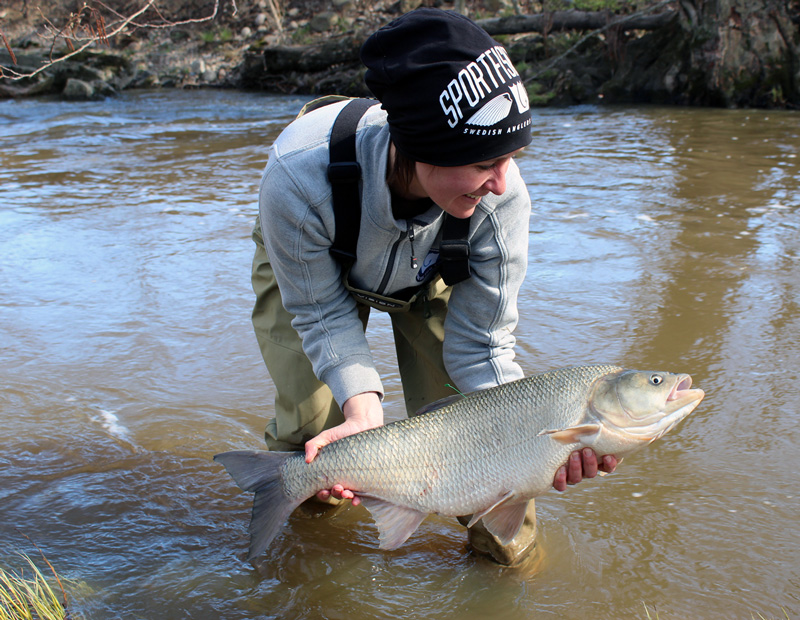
[478,500,530,546]
[538,423,603,445]
[358,495,428,551]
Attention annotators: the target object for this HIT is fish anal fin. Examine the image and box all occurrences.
[538,423,603,445]
[480,500,529,545]
[358,496,429,550]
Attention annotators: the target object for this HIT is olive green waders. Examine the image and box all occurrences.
[250,218,536,565]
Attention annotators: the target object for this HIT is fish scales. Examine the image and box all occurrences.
[214,363,704,558]
[282,365,620,515]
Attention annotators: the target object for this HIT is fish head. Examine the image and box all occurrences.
[590,369,705,443]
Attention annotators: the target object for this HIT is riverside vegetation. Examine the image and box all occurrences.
[1,0,799,107]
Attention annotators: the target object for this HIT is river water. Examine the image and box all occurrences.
[1,90,798,619]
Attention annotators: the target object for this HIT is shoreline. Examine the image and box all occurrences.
[0,0,427,100]
[3,1,799,108]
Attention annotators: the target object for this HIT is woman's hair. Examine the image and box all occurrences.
[386,147,416,193]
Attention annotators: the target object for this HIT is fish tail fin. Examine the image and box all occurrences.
[213,450,304,560]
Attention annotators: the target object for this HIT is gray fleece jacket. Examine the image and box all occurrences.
[258,99,531,408]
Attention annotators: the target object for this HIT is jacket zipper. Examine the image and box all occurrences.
[376,222,418,295]
[407,221,418,269]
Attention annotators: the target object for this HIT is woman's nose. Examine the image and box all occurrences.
[484,163,508,195]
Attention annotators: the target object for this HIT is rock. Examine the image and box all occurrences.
[398,0,424,12]
[62,78,94,100]
[310,12,339,33]
[0,75,55,98]
[130,70,159,89]
[94,80,118,98]
[484,0,512,12]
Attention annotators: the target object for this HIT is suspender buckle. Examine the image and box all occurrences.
[439,238,472,285]
[327,161,362,184]
[440,239,470,259]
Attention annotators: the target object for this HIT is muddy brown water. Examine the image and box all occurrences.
[1,90,798,619]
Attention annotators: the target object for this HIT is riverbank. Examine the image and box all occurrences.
[1,1,799,107]
[0,0,648,104]
[0,0,428,98]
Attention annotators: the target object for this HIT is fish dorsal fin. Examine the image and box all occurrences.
[357,495,428,550]
[537,423,603,445]
[466,492,528,545]
[414,393,466,416]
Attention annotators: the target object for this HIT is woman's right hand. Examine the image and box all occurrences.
[304,391,383,507]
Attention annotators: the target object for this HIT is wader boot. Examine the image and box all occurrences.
[458,500,538,566]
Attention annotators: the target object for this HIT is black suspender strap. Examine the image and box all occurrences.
[326,97,472,286]
[439,214,472,286]
[327,98,376,266]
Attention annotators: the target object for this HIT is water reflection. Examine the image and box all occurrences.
[0,92,798,619]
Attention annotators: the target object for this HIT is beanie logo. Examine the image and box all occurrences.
[438,45,530,130]
[465,93,512,127]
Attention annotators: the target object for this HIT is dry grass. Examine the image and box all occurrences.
[0,541,81,620]
[0,554,65,620]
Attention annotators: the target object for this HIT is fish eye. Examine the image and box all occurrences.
[650,374,664,385]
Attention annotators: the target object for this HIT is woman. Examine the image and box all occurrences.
[251,8,616,565]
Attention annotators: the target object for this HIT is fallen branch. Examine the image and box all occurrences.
[247,4,678,78]
[477,8,677,36]
[519,0,679,82]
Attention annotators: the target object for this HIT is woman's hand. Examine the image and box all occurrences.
[304,391,384,507]
[552,448,618,492]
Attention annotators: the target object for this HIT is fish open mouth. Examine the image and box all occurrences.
[667,374,694,401]
[651,374,704,441]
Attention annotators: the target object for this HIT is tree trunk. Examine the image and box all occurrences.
[678,0,799,106]
[599,0,800,106]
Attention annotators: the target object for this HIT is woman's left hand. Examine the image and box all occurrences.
[552,448,617,492]
[306,391,384,507]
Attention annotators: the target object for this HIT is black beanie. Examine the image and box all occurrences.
[360,8,532,167]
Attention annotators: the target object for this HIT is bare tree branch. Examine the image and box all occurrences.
[0,0,232,81]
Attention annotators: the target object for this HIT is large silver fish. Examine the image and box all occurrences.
[214,364,704,559]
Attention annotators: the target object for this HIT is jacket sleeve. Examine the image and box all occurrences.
[258,152,384,407]
[442,162,530,392]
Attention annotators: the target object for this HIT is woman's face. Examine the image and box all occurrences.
[407,149,523,218]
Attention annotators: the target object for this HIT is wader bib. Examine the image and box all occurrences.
[252,97,471,451]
